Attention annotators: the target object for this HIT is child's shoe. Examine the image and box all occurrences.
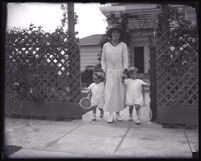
[92,115,96,121]
[135,117,141,125]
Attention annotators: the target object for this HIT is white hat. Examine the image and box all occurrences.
[128,66,138,73]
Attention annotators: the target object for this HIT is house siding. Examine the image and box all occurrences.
[80,45,101,72]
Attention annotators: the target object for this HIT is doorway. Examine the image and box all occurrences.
[134,47,144,73]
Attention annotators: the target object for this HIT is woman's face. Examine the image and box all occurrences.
[111,29,120,41]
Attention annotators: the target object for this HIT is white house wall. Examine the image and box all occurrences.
[80,45,101,72]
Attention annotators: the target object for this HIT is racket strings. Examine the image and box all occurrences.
[79,98,91,109]
[139,106,152,122]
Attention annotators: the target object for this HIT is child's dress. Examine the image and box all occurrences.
[87,82,104,108]
[124,79,148,106]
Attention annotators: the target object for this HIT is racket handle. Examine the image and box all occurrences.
[86,94,90,99]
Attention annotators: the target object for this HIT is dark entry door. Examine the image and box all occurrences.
[134,47,144,73]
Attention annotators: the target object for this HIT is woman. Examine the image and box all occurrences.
[101,24,128,123]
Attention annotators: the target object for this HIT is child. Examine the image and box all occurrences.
[122,67,149,125]
[87,72,104,121]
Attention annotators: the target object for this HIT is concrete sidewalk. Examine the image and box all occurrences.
[4,108,198,159]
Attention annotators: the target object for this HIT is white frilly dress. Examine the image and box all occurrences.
[87,82,104,109]
[101,42,128,112]
[124,79,148,106]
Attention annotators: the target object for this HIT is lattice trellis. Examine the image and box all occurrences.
[5,30,81,103]
[156,31,198,106]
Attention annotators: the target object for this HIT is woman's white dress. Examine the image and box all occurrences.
[101,42,128,112]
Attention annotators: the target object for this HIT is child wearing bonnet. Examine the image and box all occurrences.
[87,71,105,121]
[122,66,150,124]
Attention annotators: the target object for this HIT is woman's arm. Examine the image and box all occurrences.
[123,68,129,78]
[122,43,128,70]
[121,73,127,83]
[101,44,106,73]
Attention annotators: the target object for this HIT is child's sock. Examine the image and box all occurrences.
[100,112,104,118]
[100,109,104,118]
[129,114,132,121]
[92,114,96,121]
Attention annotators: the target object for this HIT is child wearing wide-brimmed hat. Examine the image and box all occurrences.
[87,71,105,121]
[122,66,150,124]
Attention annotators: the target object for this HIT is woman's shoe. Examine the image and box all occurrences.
[107,118,113,123]
[107,113,113,123]
[116,112,122,121]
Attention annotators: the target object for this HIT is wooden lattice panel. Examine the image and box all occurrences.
[155,31,198,107]
[5,30,81,103]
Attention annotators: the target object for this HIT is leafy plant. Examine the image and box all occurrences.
[160,5,198,77]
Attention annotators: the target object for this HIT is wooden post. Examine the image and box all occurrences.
[161,4,169,32]
[148,4,168,121]
[67,2,81,102]
[149,36,157,121]
[68,3,74,38]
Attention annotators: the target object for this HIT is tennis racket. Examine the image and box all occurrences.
[79,95,92,109]
[138,105,152,122]
[138,91,152,122]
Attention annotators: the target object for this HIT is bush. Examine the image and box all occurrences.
[81,65,94,87]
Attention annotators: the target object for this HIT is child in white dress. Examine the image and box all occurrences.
[122,67,149,124]
[87,72,105,121]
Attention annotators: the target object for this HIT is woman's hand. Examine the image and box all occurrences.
[123,68,129,78]
[121,73,127,83]
[121,73,127,79]
[99,69,106,84]
[123,68,128,74]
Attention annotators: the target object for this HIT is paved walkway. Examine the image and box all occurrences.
[4,107,198,159]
